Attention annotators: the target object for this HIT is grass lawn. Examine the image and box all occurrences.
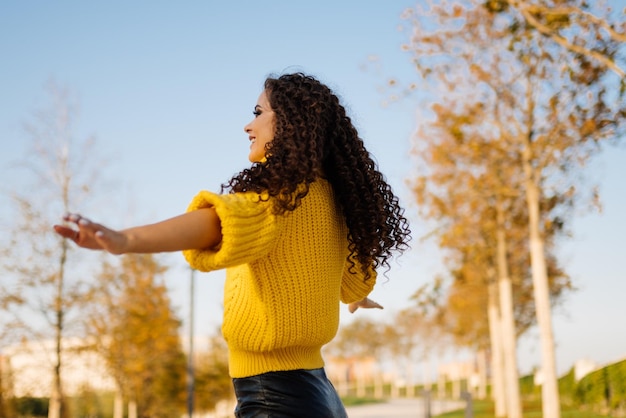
[341,396,383,407]
[435,399,613,418]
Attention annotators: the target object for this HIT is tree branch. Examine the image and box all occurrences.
[507,0,625,78]
[521,3,626,43]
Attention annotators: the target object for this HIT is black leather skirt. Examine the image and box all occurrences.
[232,368,348,418]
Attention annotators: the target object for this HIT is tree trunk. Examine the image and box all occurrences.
[113,390,123,418]
[476,349,487,400]
[356,374,365,398]
[407,361,415,398]
[496,203,522,418]
[374,370,383,398]
[0,362,7,418]
[437,367,445,399]
[129,399,137,418]
[452,377,461,399]
[424,359,432,392]
[49,241,68,418]
[523,161,561,418]
[391,360,399,398]
[487,278,506,417]
[48,395,60,418]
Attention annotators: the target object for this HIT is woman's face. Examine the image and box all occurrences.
[244,90,275,163]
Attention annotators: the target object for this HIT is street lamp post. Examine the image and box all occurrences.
[187,268,196,418]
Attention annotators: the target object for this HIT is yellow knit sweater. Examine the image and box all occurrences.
[183,179,376,378]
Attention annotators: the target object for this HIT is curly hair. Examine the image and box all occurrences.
[222,72,410,279]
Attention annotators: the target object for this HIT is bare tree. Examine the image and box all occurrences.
[0,80,106,418]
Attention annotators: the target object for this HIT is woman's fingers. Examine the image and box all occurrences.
[348,297,384,313]
[364,299,383,310]
[53,224,79,240]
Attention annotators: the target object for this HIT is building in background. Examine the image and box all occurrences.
[1,338,116,398]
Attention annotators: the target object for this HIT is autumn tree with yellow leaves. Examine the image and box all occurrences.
[397,1,625,417]
[83,254,186,418]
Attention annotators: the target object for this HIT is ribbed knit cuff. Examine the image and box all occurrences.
[340,265,376,304]
[183,190,278,271]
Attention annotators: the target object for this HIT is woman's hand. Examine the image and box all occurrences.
[53,213,129,254]
[348,297,383,313]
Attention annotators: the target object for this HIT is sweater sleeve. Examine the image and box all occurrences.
[340,254,377,304]
[182,190,279,272]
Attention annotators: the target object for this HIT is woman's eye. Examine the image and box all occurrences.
[253,110,261,117]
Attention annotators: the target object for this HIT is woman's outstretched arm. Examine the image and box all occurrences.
[53,208,222,255]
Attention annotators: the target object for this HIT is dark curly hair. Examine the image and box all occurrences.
[222,72,410,279]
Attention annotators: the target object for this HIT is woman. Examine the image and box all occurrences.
[54,72,410,417]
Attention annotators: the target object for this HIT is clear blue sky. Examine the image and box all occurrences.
[1,1,624,378]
